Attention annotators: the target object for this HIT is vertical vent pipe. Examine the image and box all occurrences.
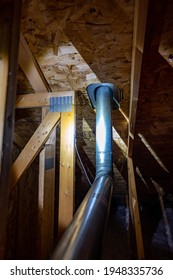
[51,83,121,260]
[95,85,113,178]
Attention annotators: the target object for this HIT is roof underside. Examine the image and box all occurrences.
[17,0,173,197]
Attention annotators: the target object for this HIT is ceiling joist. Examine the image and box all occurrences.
[19,33,50,92]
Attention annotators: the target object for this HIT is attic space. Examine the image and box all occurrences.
[0,0,173,260]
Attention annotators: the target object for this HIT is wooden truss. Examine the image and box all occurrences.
[0,0,149,261]
[0,18,75,259]
[0,0,22,259]
[17,34,75,259]
[127,0,148,259]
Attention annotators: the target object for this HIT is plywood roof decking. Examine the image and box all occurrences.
[21,0,133,109]
[4,0,173,260]
[17,0,173,197]
[133,0,173,198]
[16,0,134,181]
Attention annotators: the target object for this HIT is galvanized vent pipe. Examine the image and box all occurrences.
[51,83,122,260]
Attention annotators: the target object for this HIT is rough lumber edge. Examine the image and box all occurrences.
[18,34,56,259]
[127,157,145,260]
[0,11,9,169]
[0,0,22,259]
[128,0,148,156]
[16,91,74,108]
[58,95,75,238]
[10,112,60,190]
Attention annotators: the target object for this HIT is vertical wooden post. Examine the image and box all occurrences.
[18,34,56,259]
[127,157,145,259]
[128,0,148,156]
[58,104,75,237]
[0,0,22,259]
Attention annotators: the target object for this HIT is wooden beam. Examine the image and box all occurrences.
[16,91,74,108]
[19,33,50,92]
[58,104,75,237]
[127,157,145,260]
[18,34,57,259]
[10,112,60,190]
[0,10,9,169]
[0,0,22,259]
[128,0,148,156]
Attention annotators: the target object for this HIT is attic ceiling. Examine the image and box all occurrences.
[1,0,173,261]
[16,0,173,197]
[16,0,133,179]
[133,0,173,200]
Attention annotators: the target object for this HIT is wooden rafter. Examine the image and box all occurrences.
[128,0,148,156]
[18,34,56,259]
[127,0,148,259]
[19,33,50,92]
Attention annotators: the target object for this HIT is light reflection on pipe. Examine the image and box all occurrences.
[96,115,106,152]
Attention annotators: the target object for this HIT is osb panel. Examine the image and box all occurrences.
[133,0,173,197]
[18,0,133,177]
[19,0,132,176]
[159,0,173,68]
[20,0,133,116]
[11,0,132,258]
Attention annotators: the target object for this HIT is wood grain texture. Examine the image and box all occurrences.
[128,0,148,156]
[11,112,60,190]
[58,105,75,237]
[16,91,74,108]
[128,157,145,260]
[0,0,22,259]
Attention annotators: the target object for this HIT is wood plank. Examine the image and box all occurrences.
[38,144,56,259]
[19,33,50,92]
[127,157,145,260]
[10,112,60,190]
[0,10,9,170]
[19,34,56,259]
[58,105,75,237]
[0,0,22,259]
[128,0,148,156]
[16,91,74,108]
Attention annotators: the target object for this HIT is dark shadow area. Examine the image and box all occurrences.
[132,0,173,259]
[141,198,173,260]
[101,193,129,260]
[6,158,39,259]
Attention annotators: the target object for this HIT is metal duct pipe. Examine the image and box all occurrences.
[51,83,121,260]
[95,85,113,178]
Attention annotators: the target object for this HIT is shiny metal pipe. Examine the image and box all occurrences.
[95,85,113,178]
[51,175,113,259]
[51,84,116,260]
